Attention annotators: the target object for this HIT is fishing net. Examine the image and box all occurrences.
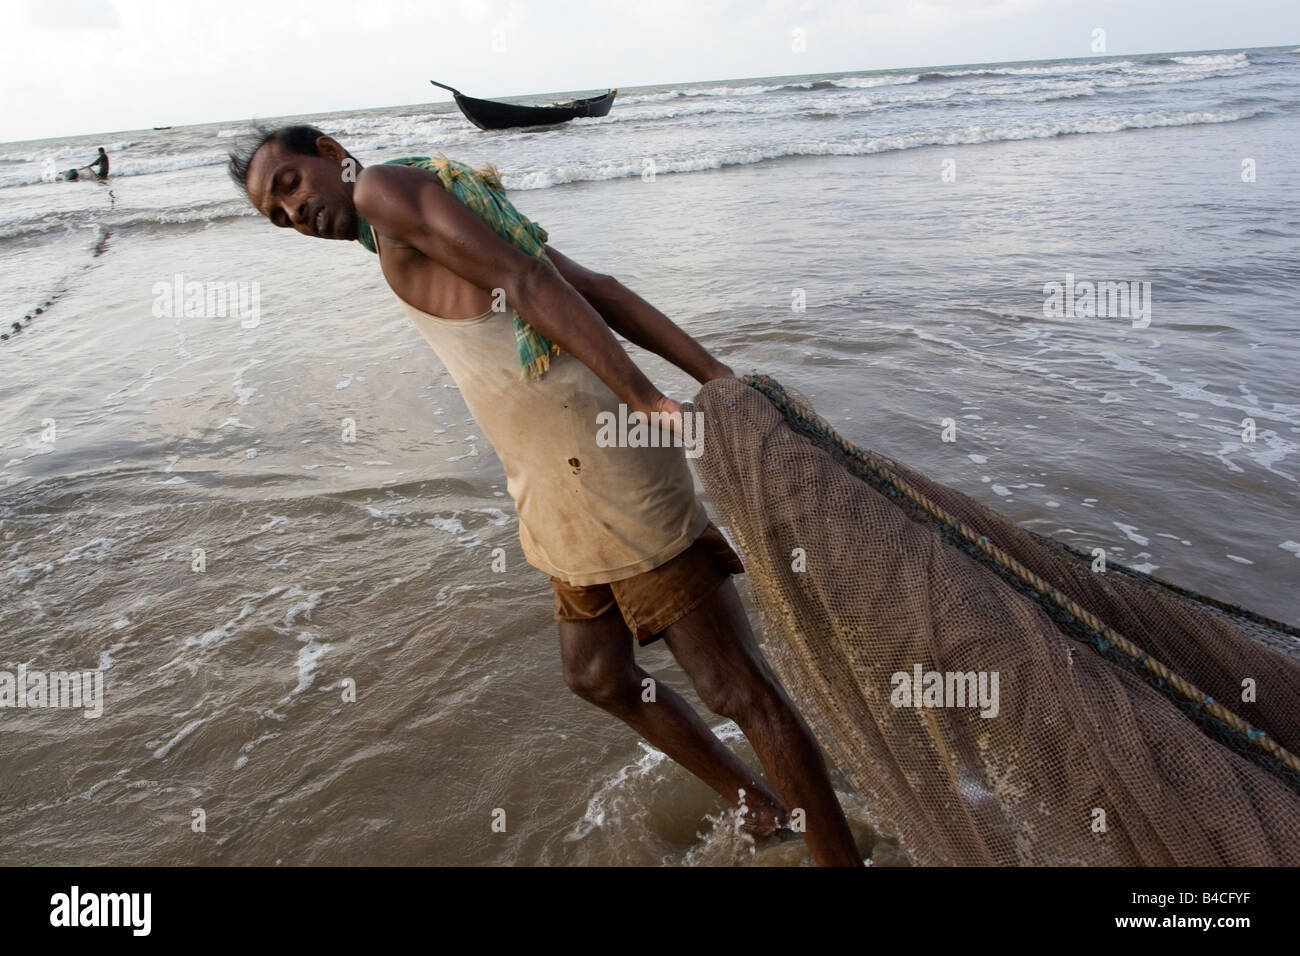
[689,375,1300,866]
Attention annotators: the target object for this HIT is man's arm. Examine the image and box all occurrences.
[354,164,678,418]
[543,245,734,385]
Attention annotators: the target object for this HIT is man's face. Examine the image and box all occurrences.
[246,135,358,241]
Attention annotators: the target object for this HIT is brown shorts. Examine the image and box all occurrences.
[551,522,745,645]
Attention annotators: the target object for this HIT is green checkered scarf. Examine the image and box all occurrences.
[354,154,560,379]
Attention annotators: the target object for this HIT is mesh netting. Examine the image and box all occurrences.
[690,375,1300,866]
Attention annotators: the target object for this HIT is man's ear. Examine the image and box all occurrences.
[316,136,347,163]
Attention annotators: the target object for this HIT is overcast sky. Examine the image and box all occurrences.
[2,0,1296,143]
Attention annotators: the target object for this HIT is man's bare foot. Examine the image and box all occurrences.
[739,815,803,843]
[735,788,790,837]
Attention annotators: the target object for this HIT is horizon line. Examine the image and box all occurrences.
[3,41,1293,147]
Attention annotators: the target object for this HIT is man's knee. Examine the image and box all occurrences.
[562,652,637,709]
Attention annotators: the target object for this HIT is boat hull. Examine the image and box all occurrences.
[433,83,617,131]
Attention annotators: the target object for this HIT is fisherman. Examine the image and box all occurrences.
[89,147,109,180]
[228,126,862,866]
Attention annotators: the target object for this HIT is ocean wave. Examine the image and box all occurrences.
[783,79,839,91]
[0,126,486,188]
[607,72,1204,125]
[579,85,960,125]
[580,97,819,123]
[619,75,1137,123]
[330,114,457,136]
[962,79,1094,98]
[618,72,920,104]
[685,82,787,98]
[44,151,229,182]
[1096,63,1253,91]
[0,201,257,241]
[616,90,682,104]
[1119,59,1249,80]
[0,139,139,164]
[925,59,1136,81]
[781,74,920,91]
[347,126,481,151]
[1000,85,1098,103]
[832,74,921,88]
[922,54,1247,85]
[1,138,143,162]
[673,55,1245,107]
[504,108,1265,190]
[1169,52,1249,68]
[0,150,231,187]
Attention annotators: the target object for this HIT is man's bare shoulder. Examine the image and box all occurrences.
[354,164,449,232]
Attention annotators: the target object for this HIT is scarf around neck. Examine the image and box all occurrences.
[354,154,560,380]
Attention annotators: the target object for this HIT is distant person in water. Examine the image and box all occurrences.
[227,125,864,866]
[90,147,109,180]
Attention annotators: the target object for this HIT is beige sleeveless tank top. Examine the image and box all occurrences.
[393,293,708,585]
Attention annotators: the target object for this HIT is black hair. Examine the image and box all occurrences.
[227,124,327,194]
[98,147,105,153]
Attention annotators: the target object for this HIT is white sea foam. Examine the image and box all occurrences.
[232,361,259,406]
[58,537,117,564]
[425,516,466,535]
[152,717,208,759]
[615,90,682,104]
[833,74,921,88]
[691,82,786,98]
[565,721,744,843]
[1169,52,1248,68]
[288,631,328,698]
[283,585,339,626]
[1113,522,1150,546]
[504,109,1263,190]
[936,59,1134,79]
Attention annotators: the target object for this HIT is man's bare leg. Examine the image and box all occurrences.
[660,579,864,866]
[558,608,789,834]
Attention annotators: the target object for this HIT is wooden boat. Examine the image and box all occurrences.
[430,81,616,130]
